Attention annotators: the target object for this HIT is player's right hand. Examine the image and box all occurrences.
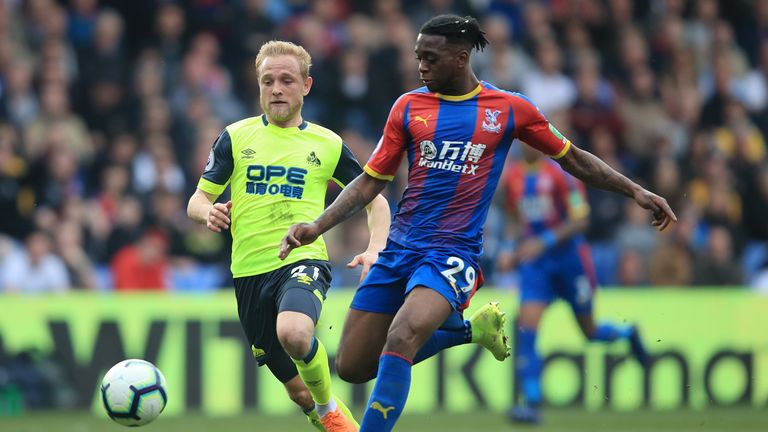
[279,222,320,260]
[633,189,677,231]
[207,201,232,233]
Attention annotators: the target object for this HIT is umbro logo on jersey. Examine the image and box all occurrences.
[307,151,321,166]
[296,274,314,285]
[241,148,256,159]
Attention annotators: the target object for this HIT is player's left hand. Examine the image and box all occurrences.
[347,250,379,284]
[633,189,677,231]
[516,238,546,263]
[279,222,320,260]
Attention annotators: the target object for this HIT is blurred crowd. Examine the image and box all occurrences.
[0,0,767,293]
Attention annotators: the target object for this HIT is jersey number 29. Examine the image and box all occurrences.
[440,257,476,294]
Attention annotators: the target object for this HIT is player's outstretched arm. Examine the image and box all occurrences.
[187,188,231,233]
[279,173,388,259]
[556,145,677,231]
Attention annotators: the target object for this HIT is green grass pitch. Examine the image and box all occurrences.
[0,408,763,432]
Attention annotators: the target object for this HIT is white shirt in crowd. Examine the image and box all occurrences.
[1,250,71,294]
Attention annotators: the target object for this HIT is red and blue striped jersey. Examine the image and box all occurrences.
[364,81,571,255]
[503,158,590,240]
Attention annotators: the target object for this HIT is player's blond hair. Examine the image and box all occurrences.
[254,41,312,79]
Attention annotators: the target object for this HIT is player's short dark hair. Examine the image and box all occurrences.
[419,15,489,52]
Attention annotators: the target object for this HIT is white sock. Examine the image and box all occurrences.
[316,398,337,418]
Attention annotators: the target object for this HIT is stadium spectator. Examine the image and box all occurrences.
[132,133,186,196]
[79,9,128,134]
[584,127,626,241]
[736,40,768,113]
[0,231,70,293]
[53,220,96,290]
[694,225,743,285]
[0,124,31,238]
[148,190,195,264]
[712,99,766,164]
[24,82,91,164]
[613,25,649,84]
[560,19,596,75]
[110,228,170,291]
[521,36,576,115]
[700,50,739,128]
[94,164,130,223]
[648,239,694,287]
[152,3,186,92]
[24,0,58,51]
[660,84,701,159]
[169,49,244,125]
[652,157,684,211]
[618,65,673,165]
[103,196,144,262]
[684,0,718,68]
[616,249,647,286]
[37,37,78,87]
[649,11,685,70]
[471,14,531,91]
[326,47,377,133]
[30,146,83,210]
[569,58,622,144]
[519,1,555,53]
[1,57,38,128]
[67,0,101,52]
[614,200,658,261]
[687,154,742,234]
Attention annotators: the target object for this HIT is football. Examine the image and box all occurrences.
[100,359,168,427]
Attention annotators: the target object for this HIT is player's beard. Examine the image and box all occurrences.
[263,99,302,124]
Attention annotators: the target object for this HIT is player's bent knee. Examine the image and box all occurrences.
[276,325,314,359]
[276,311,316,358]
[337,366,369,384]
[336,356,375,384]
[384,324,420,355]
[335,347,365,383]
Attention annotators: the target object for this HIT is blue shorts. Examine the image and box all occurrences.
[351,241,482,316]
[519,241,597,315]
